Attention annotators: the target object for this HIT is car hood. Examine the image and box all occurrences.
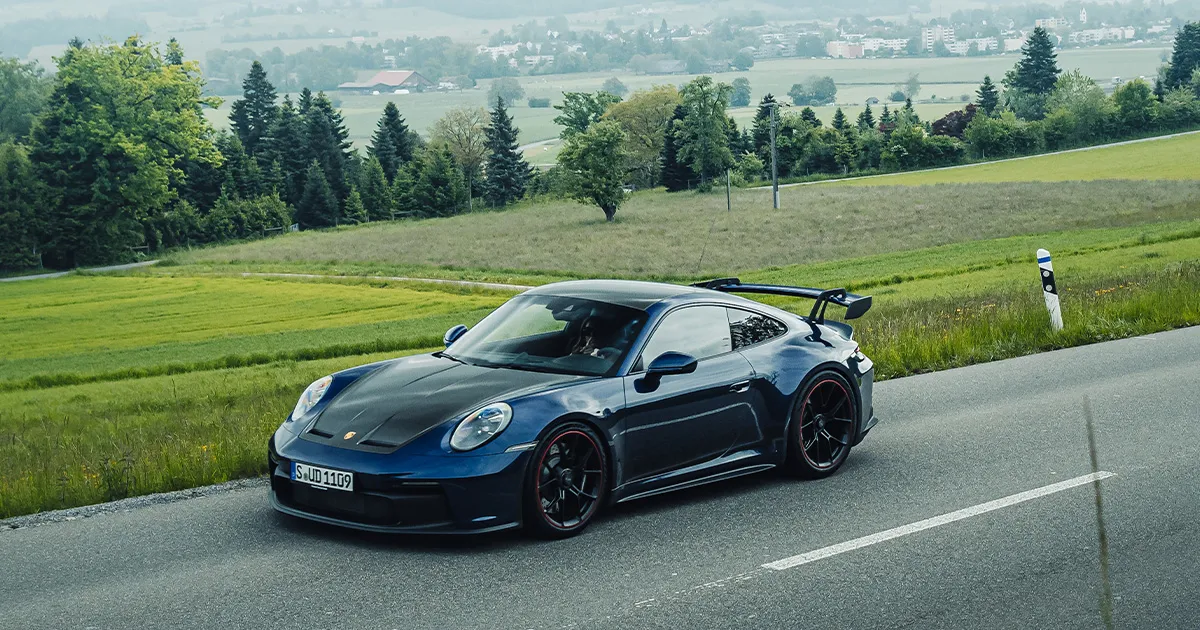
[303,354,587,452]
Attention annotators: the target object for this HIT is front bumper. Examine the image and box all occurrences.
[269,435,528,534]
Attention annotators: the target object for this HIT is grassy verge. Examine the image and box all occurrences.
[0,350,421,519]
[3,261,1198,520]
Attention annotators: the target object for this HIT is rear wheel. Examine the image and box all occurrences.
[785,370,857,479]
[523,423,608,539]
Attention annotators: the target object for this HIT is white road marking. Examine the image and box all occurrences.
[763,471,1117,571]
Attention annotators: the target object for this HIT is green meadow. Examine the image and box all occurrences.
[3,130,1200,519]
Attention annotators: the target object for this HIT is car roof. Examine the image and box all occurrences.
[524,279,707,310]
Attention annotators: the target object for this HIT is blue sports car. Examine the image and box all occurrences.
[269,278,878,538]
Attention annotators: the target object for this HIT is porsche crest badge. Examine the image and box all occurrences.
[343,431,356,440]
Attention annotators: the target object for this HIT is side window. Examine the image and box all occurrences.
[727,308,787,350]
[639,306,732,367]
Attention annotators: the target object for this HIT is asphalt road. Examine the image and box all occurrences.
[3,327,1199,630]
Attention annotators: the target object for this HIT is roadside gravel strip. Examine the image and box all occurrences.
[0,478,268,533]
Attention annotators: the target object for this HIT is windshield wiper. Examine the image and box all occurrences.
[436,352,469,366]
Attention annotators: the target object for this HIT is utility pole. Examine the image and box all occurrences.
[726,169,732,212]
[770,101,780,209]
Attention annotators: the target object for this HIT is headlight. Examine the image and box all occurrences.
[450,403,513,451]
[291,375,333,420]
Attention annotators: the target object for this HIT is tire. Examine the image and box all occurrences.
[784,370,857,479]
[523,422,609,539]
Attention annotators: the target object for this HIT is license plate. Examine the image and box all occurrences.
[291,462,354,492]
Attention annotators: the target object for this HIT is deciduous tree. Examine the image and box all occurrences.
[554,92,622,138]
[29,38,221,268]
[601,77,628,99]
[603,85,681,188]
[677,76,735,187]
[430,106,488,205]
[488,77,525,108]
[557,120,626,222]
[0,57,50,143]
[730,78,752,107]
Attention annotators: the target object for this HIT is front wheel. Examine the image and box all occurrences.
[784,370,857,479]
[523,423,609,539]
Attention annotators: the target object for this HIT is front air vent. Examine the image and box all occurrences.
[308,427,334,438]
[360,438,400,448]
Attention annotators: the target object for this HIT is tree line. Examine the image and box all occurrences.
[0,39,534,271]
[539,24,1200,222]
[3,24,1199,269]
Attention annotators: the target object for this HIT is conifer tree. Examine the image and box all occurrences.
[831,107,848,131]
[358,156,393,221]
[304,105,348,204]
[660,104,693,192]
[1164,22,1200,90]
[483,98,534,207]
[264,96,309,206]
[296,161,339,228]
[856,104,875,130]
[1012,27,1060,96]
[976,75,1000,116]
[751,93,778,158]
[343,188,368,223]
[229,61,278,159]
[410,149,468,218]
[368,101,415,182]
[799,107,821,127]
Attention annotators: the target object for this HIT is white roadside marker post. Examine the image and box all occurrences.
[1037,248,1063,331]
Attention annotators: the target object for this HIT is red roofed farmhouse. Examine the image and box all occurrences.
[337,70,433,94]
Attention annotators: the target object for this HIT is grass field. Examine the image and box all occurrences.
[0,276,508,388]
[833,132,1200,187]
[5,130,1200,520]
[175,179,1200,277]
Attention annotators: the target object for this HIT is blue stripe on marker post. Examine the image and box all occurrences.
[1037,256,1052,264]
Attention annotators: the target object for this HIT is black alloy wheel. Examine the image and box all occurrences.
[786,370,856,479]
[525,423,608,539]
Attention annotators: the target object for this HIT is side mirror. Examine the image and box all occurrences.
[443,324,469,347]
[646,352,699,377]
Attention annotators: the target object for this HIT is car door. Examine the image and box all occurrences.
[621,305,759,483]
[727,307,791,453]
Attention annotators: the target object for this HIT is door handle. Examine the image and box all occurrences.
[730,380,751,394]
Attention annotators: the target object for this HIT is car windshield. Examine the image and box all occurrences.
[443,294,648,376]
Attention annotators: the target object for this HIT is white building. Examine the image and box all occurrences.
[1004,36,1028,52]
[1080,8,1088,24]
[861,37,910,52]
[826,41,865,58]
[1034,18,1070,30]
[1068,27,1136,44]
[921,25,955,50]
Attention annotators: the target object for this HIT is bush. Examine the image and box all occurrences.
[528,97,551,108]
[202,193,293,242]
[736,152,766,182]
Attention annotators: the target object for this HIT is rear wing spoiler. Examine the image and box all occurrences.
[692,278,872,323]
